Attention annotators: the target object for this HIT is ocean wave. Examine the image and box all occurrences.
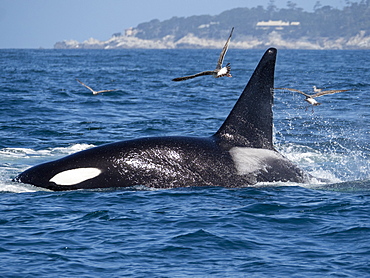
[0,143,95,159]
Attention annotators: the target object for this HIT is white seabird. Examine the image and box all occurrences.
[172,27,234,82]
[274,87,350,106]
[76,79,117,95]
[313,86,322,93]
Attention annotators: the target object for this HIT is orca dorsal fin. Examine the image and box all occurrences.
[214,48,277,150]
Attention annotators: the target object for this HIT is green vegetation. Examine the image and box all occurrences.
[133,1,370,40]
[54,1,370,49]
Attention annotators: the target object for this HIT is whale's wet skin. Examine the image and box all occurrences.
[14,48,314,191]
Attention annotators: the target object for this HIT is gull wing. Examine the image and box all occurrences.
[216,27,234,70]
[312,89,349,98]
[274,87,311,98]
[172,71,214,82]
[76,79,95,93]
[95,89,118,94]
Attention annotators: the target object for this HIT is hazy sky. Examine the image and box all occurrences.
[1,0,349,48]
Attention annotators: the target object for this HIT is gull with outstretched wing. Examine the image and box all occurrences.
[172,27,234,82]
[76,79,117,95]
[274,87,350,106]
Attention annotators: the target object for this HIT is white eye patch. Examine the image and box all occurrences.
[49,168,102,186]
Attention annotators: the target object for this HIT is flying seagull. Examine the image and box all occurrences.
[274,87,350,106]
[172,27,234,82]
[76,79,117,95]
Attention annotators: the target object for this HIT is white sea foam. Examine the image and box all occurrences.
[276,142,356,184]
[0,166,45,193]
[0,143,95,159]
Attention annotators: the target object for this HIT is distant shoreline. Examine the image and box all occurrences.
[54,31,370,50]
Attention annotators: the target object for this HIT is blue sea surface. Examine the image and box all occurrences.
[0,48,369,277]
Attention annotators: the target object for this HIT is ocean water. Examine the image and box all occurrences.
[0,48,369,277]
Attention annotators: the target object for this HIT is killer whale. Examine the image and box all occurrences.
[14,48,310,191]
